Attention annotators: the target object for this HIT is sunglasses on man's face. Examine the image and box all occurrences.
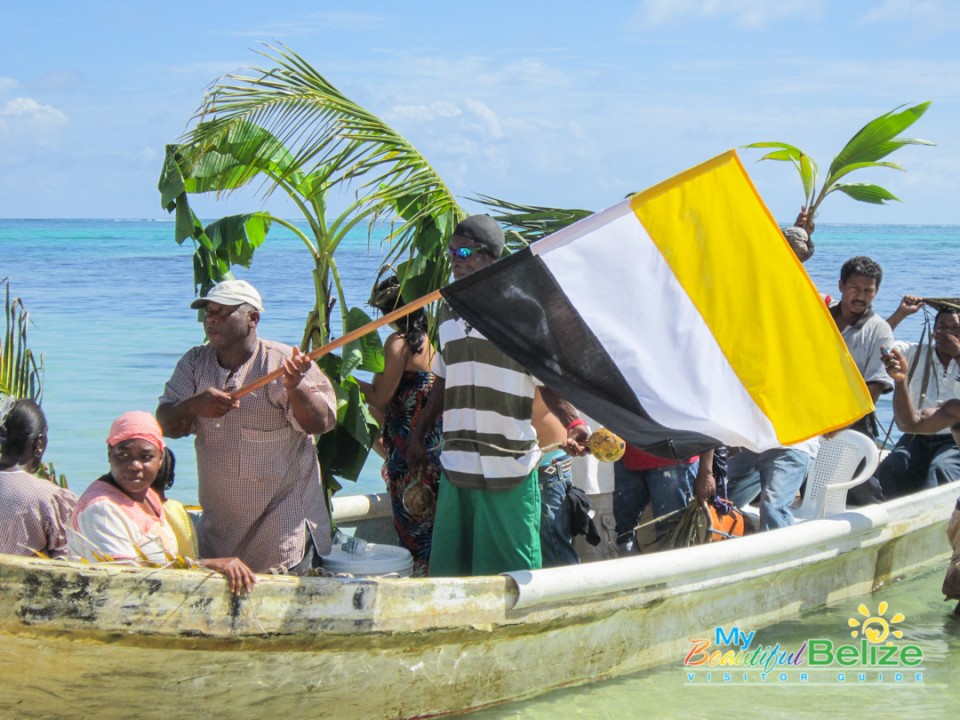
[447,246,486,260]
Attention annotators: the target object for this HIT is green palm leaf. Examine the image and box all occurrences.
[826,102,932,178]
[0,278,44,403]
[167,43,464,346]
[743,142,819,207]
[475,195,593,245]
[746,102,933,255]
[798,154,817,207]
[743,141,806,158]
[831,183,900,204]
[160,44,469,486]
[182,43,462,243]
[826,160,905,185]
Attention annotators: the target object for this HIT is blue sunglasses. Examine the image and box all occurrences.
[447,246,486,259]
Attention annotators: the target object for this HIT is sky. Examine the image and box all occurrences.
[1,0,959,225]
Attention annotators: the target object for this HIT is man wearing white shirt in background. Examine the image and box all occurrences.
[830,256,894,505]
[829,256,895,439]
[875,297,960,497]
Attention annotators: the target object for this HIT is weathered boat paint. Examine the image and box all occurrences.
[0,483,954,719]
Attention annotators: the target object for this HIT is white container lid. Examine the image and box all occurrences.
[320,543,414,577]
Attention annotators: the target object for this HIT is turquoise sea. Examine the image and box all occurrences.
[1,219,954,502]
[0,218,391,502]
[1,218,959,718]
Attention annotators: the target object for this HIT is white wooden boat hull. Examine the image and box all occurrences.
[0,483,955,719]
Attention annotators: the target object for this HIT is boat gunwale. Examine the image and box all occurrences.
[0,483,955,641]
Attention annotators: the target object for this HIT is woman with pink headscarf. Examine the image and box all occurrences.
[68,411,256,595]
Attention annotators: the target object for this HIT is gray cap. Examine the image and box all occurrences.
[190,280,264,311]
[452,215,505,258]
[781,226,814,263]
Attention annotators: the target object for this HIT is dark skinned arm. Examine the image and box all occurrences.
[406,376,445,474]
[540,386,589,456]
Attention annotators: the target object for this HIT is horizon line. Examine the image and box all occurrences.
[1,217,959,229]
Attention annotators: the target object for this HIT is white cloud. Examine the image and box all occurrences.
[0,77,19,93]
[634,0,817,28]
[0,97,69,155]
[463,99,503,139]
[385,101,461,123]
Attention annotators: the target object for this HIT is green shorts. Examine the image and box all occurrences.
[428,469,542,577]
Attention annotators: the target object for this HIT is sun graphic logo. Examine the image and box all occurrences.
[848,601,906,644]
[809,600,923,671]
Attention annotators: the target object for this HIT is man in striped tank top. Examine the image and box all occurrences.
[407,216,589,577]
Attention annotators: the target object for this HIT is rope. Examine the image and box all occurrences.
[879,305,938,449]
[615,504,688,541]
[443,436,550,456]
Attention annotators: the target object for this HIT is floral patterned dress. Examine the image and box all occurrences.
[380,371,442,575]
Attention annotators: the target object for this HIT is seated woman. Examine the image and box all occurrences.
[357,276,442,575]
[0,398,77,558]
[68,411,256,595]
[150,447,200,559]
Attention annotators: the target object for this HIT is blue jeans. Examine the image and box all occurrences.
[613,460,694,550]
[876,434,960,498]
[538,450,580,568]
[726,448,812,531]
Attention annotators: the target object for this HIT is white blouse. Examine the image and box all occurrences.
[69,480,178,565]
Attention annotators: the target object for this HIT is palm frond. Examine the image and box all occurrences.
[745,102,934,247]
[825,160,905,186]
[826,102,933,179]
[831,182,900,205]
[743,141,806,158]
[179,43,463,251]
[475,195,593,246]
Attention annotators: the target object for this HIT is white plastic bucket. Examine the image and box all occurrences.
[320,543,414,577]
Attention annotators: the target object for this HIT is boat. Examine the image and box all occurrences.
[0,481,955,719]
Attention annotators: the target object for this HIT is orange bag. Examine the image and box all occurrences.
[705,497,746,542]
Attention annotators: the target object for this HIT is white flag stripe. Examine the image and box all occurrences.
[536,201,780,450]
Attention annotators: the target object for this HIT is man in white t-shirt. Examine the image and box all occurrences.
[877,302,960,496]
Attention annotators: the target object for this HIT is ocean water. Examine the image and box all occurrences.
[1,218,959,718]
[470,566,960,720]
[0,218,390,502]
[1,219,954,500]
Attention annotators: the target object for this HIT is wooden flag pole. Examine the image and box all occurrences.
[231,289,443,399]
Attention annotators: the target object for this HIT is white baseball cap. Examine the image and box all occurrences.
[190,280,264,311]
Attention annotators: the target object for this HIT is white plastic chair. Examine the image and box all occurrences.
[793,430,880,520]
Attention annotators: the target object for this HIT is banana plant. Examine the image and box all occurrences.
[158,44,463,485]
[745,102,934,241]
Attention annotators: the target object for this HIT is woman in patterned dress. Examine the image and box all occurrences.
[358,277,442,575]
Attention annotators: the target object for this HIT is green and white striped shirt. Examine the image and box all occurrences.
[434,302,541,490]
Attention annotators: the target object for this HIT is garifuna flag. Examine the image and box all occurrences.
[440,150,873,459]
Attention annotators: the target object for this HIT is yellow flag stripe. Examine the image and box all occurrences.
[630,151,872,444]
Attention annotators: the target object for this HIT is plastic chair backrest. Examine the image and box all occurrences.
[795,430,880,520]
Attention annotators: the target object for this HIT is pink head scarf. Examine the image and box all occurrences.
[106,411,165,453]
